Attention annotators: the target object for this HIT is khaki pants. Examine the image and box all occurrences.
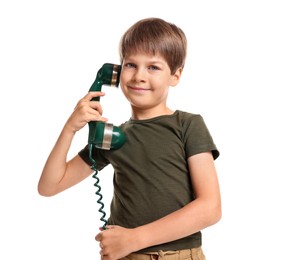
[120,247,206,260]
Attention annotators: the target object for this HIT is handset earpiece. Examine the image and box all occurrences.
[88,63,126,150]
[89,63,121,101]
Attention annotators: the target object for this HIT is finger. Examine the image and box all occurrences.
[88,113,108,123]
[95,232,102,241]
[74,103,107,123]
[87,91,106,100]
[100,249,107,257]
[89,101,104,115]
[74,93,103,111]
[105,225,117,229]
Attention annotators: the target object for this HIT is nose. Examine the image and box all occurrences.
[132,68,146,83]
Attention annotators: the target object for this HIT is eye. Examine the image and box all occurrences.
[148,65,160,71]
[125,63,136,68]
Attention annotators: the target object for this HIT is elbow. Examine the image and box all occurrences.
[38,188,53,197]
[198,197,222,227]
[208,202,222,226]
[213,206,222,225]
[38,190,53,197]
[37,182,57,197]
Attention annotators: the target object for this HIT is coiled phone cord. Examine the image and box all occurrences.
[88,144,108,230]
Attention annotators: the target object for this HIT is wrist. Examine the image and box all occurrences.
[62,123,77,136]
[131,226,150,252]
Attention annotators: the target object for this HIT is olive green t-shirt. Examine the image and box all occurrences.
[79,110,219,252]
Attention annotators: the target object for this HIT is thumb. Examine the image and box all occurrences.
[105,225,118,229]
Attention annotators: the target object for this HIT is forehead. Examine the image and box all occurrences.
[124,51,167,63]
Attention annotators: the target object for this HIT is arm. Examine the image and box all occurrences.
[135,151,221,246]
[96,152,221,259]
[38,91,107,196]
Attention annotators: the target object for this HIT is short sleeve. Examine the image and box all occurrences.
[182,114,219,160]
[78,144,110,170]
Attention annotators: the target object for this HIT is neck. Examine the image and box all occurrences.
[131,106,174,120]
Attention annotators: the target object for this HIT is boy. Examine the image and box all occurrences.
[38,17,221,260]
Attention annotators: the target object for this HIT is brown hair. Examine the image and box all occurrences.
[119,18,187,75]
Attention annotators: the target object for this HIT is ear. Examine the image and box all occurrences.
[170,67,183,87]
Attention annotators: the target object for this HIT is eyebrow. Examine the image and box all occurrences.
[124,56,166,65]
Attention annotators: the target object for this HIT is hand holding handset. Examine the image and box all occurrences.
[88,63,126,229]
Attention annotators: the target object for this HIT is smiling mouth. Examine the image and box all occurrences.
[129,86,150,91]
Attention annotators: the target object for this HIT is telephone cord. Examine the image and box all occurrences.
[89,144,108,230]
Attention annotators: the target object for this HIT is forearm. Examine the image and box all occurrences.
[38,125,75,196]
[38,91,108,196]
[133,198,221,251]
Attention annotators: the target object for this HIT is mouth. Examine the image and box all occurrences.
[129,86,150,92]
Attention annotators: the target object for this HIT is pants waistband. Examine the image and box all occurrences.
[121,249,194,260]
[146,249,191,259]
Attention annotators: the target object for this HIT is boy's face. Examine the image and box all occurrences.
[120,52,182,114]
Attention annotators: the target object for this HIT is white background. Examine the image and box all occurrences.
[1,0,285,259]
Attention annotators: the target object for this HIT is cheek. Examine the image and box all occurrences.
[119,84,127,95]
[119,82,129,100]
[119,71,129,87]
[152,78,169,91]
[119,74,125,85]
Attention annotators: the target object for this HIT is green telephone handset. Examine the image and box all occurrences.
[88,63,126,229]
[88,63,125,149]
